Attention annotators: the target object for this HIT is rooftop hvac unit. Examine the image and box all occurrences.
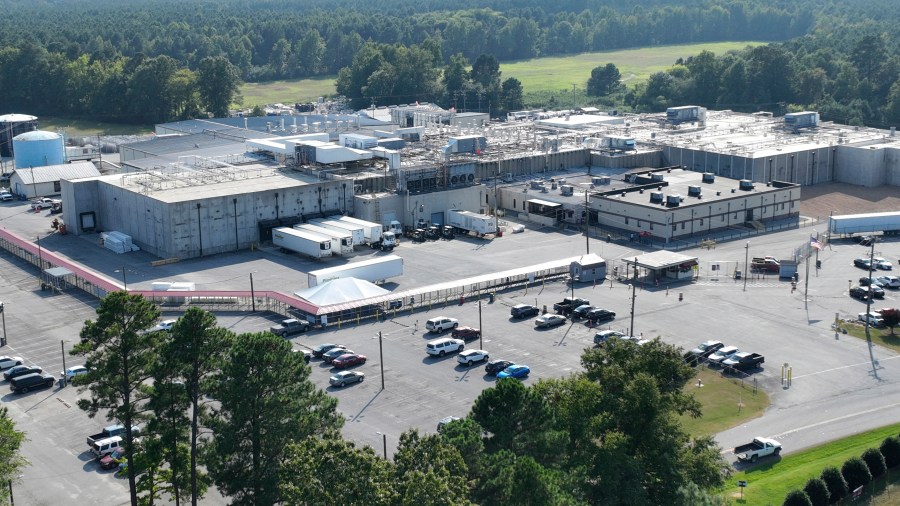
[560,185,574,196]
[649,191,664,203]
[592,176,611,185]
[687,185,701,197]
[530,180,543,190]
[666,194,682,207]
[650,173,665,182]
[739,179,754,191]
[702,172,715,183]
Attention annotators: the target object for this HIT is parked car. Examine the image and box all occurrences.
[30,198,58,210]
[858,312,885,327]
[735,437,782,463]
[425,338,464,357]
[570,304,596,320]
[876,276,900,288]
[874,257,893,270]
[437,416,461,431]
[586,308,616,323]
[149,319,177,332]
[3,364,42,381]
[451,326,481,341]
[100,447,128,470]
[323,347,355,364]
[722,352,765,372]
[869,285,886,298]
[9,372,55,393]
[331,353,367,369]
[312,343,344,359]
[425,317,459,333]
[510,304,540,319]
[708,346,740,365]
[485,359,514,375]
[688,340,725,359]
[856,235,876,246]
[553,297,589,315]
[329,370,365,387]
[0,191,13,201]
[593,330,627,345]
[456,349,489,366]
[64,365,89,380]
[0,356,24,370]
[269,318,310,337]
[854,258,872,269]
[850,286,871,300]
[535,314,567,328]
[293,349,312,363]
[859,277,884,287]
[497,364,531,379]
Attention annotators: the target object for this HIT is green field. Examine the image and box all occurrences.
[728,423,900,505]
[680,367,769,437]
[237,41,764,108]
[39,116,154,136]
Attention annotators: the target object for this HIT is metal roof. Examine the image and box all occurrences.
[13,161,99,184]
[0,114,37,123]
[623,251,698,270]
[13,130,60,141]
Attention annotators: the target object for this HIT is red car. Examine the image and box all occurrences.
[100,447,127,470]
[332,353,367,369]
[451,326,481,342]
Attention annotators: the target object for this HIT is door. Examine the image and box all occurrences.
[431,212,444,226]
[745,209,754,222]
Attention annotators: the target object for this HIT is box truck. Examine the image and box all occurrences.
[306,255,404,287]
[294,223,354,255]
[272,227,332,259]
[446,209,497,236]
[309,219,366,247]
[332,215,397,250]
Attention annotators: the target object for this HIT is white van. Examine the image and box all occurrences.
[91,436,123,458]
[425,337,464,357]
[425,317,459,333]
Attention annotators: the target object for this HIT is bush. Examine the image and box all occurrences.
[783,490,813,506]
[862,447,887,477]
[841,457,872,491]
[820,466,848,504]
[803,477,830,506]
[881,436,900,468]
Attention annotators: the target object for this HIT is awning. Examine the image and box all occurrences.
[623,251,699,270]
[527,198,562,207]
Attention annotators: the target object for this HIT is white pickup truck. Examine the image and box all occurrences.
[734,437,782,462]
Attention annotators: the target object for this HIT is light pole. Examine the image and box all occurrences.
[0,301,7,347]
[376,432,387,459]
[378,331,385,390]
[115,266,128,291]
[249,272,256,312]
[478,300,483,350]
[60,340,67,387]
[629,257,638,336]
[584,188,590,254]
[865,238,876,341]
[743,241,749,292]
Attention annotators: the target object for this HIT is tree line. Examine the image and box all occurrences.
[67,291,726,505]
[0,0,809,82]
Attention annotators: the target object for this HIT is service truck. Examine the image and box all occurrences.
[294,223,354,255]
[446,209,497,236]
[309,219,366,248]
[272,227,332,259]
[829,211,900,237]
[734,437,782,463]
[750,256,780,273]
[307,255,404,287]
[87,424,141,448]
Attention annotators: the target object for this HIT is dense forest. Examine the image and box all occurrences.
[0,0,898,126]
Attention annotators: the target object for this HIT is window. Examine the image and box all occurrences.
[513,199,516,208]
[636,220,641,228]
[672,224,677,232]
[625,217,629,225]
[649,223,653,230]
[721,215,725,222]
[681,222,685,230]
[53,181,61,192]
[699,219,704,226]
[486,194,489,204]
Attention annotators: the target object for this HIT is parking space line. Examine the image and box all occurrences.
[792,354,900,379]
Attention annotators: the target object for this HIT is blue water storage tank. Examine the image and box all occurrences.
[13,130,64,169]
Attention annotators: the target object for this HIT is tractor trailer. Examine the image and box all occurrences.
[294,223,354,255]
[307,255,404,287]
[272,227,332,259]
[446,209,497,236]
[828,211,900,236]
[309,219,366,247]
[332,215,397,250]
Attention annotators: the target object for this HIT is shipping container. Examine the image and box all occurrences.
[307,255,404,287]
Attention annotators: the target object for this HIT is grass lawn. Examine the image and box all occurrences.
[680,367,769,437]
[38,117,153,136]
[840,320,900,354]
[238,76,338,109]
[727,423,900,505]
[236,41,765,108]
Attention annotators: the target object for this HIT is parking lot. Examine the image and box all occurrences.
[2,193,900,500]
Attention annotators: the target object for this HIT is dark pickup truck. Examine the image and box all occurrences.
[269,318,311,337]
[553,297,590,315]
[722,352,765,372]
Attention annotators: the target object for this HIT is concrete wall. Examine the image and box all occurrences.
[886,146,900,186]
[661,146,836,185]
[835,144,887,187]
[590,150,662,169]
[353,185,484,227]
[474,148,589,181]
[9,176,57,198]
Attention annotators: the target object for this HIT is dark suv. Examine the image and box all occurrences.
[850,286,871,300]
[3,364,43,381]
[510,304,540,319]
[485,360,514,375]
[9,372,56,394]
[571,305,596,320]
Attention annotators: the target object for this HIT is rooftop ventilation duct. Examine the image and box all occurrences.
[739,179,754,191]
[651,173,665,182]
[666,194,681,207]
[687,185,701,197]
[650,191,663,203]
[702,173,715,183]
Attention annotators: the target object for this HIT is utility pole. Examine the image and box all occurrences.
[571,83,577,109]
[584,189,590,255]
[629,257,638,336]
[379,331,385,390]
[743,241,749,292]
[249,273,256,312]
[0,301,7,347]
[865,239,876,341]
[478,300,483,350]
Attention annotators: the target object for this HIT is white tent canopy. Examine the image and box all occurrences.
[294,277,390,306]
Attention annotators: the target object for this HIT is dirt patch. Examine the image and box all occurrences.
[799,183,900,220]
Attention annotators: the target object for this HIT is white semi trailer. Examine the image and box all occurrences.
[332,215,398,250]
[272,227,332,259]
[294,223,354,255]
[307,255,404,287]
[446,209,497,236]
[829,211,900,236]
[309,219,366,247]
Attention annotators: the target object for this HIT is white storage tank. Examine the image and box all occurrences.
[0,113,38,157]
[13,130,64,169]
